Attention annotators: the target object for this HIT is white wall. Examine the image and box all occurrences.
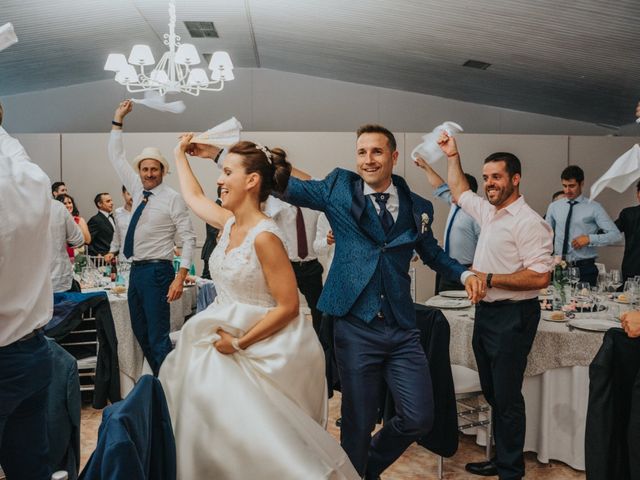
[2,68,613,136]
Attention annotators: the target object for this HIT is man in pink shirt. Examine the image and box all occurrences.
[438,133,553,480]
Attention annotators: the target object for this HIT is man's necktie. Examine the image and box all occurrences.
[123,191,152,259]
[444,205,461,255]
[295,206,308,260]
[561,200,577,258]
[373,193,394,234]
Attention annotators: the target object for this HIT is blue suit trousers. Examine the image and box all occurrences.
[128,262,174,376]
[0,332,52,480]
[334,315,434,478]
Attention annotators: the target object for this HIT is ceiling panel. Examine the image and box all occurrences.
[1,0,639,126]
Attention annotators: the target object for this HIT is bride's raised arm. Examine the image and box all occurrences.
[174,133,232,229]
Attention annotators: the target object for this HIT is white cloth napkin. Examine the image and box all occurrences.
[411,121,464,164]
[192,117,243,147]
[131,91,186,114]
[0,23,18,52]
[590,144,640,200]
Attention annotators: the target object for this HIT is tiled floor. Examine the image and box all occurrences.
[80,392,585,479]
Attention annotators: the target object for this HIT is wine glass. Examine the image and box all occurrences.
[575,282,591,311]
[610,270,623,292]
[568,267,580,295]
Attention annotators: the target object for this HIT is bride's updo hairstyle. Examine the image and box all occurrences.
[229,141,292,202]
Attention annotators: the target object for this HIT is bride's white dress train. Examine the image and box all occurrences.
[159,218,359,479]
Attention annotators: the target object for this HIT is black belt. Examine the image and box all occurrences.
[290,258,319,266]
[131,259,173,266]
[18,328,43,342]
[570,258,596,267]
[479,298,538,307]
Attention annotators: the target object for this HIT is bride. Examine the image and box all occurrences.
[159,134,359,479]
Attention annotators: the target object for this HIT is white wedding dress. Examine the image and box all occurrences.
[159,218,359,480]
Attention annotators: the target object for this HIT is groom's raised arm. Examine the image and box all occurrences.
[283,168,341,212]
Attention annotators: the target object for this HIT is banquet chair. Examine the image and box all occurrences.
[437,365,492,480]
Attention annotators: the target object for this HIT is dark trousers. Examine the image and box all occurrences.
[334,315,434,478]
[473,299,540,480]
[291,259,324,334]
[0,332,52,480]
[574,259,598,286]
[128,262,174,376]
[435,264,470,295]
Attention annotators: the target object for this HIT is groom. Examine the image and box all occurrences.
[284,124,484,478]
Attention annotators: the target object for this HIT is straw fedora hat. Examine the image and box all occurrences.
[133,147,170,174]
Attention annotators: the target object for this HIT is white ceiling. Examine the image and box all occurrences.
[1,0,639,126]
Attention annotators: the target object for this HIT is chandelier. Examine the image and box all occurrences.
[103,0,234,96]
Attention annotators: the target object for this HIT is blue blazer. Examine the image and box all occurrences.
[285,168,466,329]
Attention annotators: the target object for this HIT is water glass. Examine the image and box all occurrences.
[568,267,580,294]
[610,269,623,291]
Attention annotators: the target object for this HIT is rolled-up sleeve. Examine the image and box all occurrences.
[108,131,142,195]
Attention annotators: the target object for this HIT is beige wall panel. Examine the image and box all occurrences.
[14,133,61,184]
[567,136,640,271]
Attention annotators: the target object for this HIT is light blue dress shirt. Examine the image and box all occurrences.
[433,183,480,266]
[545,194,622,261]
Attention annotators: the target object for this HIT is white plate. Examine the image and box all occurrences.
[567,318,620,332]
[541,311,568,322]
[425,296,472,309]
[439,290,469,299]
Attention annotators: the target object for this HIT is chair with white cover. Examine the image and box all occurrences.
[437,364,492,479]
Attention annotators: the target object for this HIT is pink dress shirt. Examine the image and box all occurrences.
[458,190,553,302]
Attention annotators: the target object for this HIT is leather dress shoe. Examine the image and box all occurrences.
[465,460,498,476]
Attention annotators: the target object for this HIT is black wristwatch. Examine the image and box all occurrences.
[486,273,493,288]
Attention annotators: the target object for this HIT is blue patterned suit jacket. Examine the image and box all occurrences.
[285,168,466,329]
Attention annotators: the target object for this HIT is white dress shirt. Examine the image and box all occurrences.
[313,213,335,275]
[458,190,554,302]
[0,127,53,346]
[109,206,132,262]
[363,182,399,221]
[108,131,196,268]
[50,199,84,292]
[263,196,321,262]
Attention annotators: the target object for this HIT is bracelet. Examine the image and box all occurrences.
[231,337,244,352]
[112,120,123,127]
[486,273,493,288]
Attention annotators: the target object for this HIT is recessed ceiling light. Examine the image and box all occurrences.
[463,59,491,70]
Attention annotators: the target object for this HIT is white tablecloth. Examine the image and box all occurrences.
[439,302,613,471]
[97,285,197,396]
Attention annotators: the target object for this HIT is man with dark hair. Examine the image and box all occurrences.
[546,164,621,285]
[87,192,115,256]
[51,181,67,198]
[282,123,484,478]
[551,190,565,202]
[615,179,640,281]
[415,156,480,293]
[0,100,55,479]
[441,134,553,480]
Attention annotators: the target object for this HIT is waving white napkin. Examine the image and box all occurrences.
[192,117,243,147]
[590,144,640,200]
[0,23,18,52]
[131,91,186,114]
[411,121,464,164]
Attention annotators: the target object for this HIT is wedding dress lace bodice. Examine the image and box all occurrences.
[209,217,283,308]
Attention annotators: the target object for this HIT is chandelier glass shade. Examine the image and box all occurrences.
[104,1,234,96]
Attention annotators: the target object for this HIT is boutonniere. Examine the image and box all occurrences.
[420,213,430,234]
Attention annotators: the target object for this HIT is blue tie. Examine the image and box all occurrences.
[373,193,394,234]
[444,205,461,254]
[123,191,152,259]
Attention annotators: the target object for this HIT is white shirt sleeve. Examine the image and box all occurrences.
[171,196,196,269]
[108,130,142,195]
